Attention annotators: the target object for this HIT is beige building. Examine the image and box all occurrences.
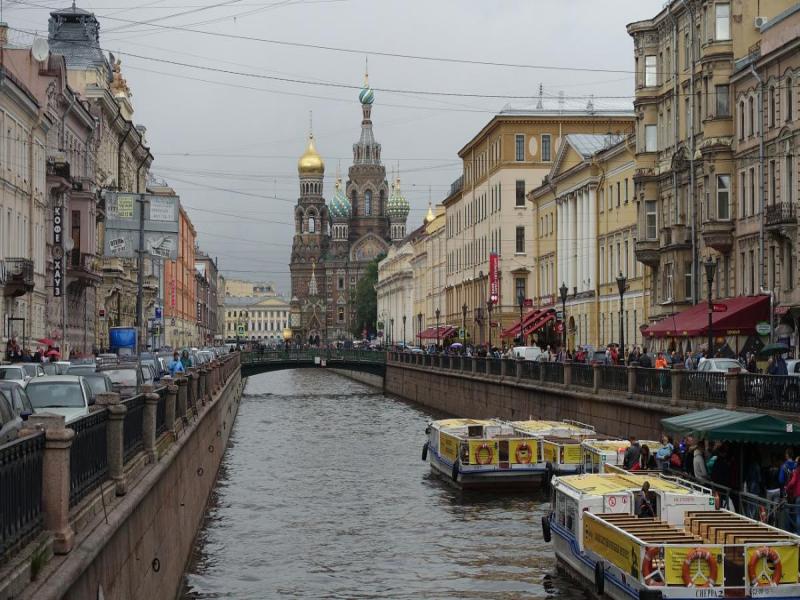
[224,279,278,297]
[443,105,634,340]
[376,233,416,345]
[409,204,446,339]
[531,134,648,351]
[223,295,290,344]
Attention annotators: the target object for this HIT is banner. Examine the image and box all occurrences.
[746,545,799,586]
[439,432,459,463]
[468,439,498,465]
[583,516,642,578]
[489,252,499,303]
[53,205,63,297]
[510,439,538,464]
[664,546,724,587]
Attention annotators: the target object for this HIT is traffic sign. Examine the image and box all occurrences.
[712,303,727,313]
[237,324,245,335]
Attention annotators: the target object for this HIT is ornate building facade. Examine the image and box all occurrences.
[289,74,408,342]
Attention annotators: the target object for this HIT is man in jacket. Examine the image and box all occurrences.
[623,436,641,470]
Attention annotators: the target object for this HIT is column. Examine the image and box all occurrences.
[143,388,160,461]
[588,186,597,289]
[584,189,591,289]
[96,392,127,495]
[557,200,563,286]
[570,194,578,290]
[576,192,583,292]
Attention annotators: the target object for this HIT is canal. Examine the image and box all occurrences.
[181,370,588,599]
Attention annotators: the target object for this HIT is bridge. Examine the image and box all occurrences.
[240,349,386,377]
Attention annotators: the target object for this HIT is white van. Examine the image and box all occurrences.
[512,346,543,361]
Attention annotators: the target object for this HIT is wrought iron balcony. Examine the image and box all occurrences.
[0,258,34,297]
[765,202,797,228]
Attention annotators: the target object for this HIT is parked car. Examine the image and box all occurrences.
[42,361,71,376]
[66,365,97,376]
[139,353,165,382]
[0,381,34,444]
[140,363,156,386]
[25,375,93,422]
[97,364,143,398]
[0,365,30,385]
[81,372,114,399]
[20,363,46,379]
[511,346,543,362]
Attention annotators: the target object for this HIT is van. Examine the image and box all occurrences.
[512,346,543,361]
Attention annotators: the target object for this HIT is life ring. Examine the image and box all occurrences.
[641,546,665,586]
[748,546,782,587]
[682,548,718,588]
[475,443,494,465]
[515,442,533,464]
[758,506,768,523]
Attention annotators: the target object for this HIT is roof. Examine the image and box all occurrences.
[662,408,800,445]
[435,418,494,429]
[558,473,696,495]
[26,375,83,383]
[643,295,769,338]
[223,296,289,308]
[48,4,107,71]
[512,420,593,436]
[565,133,627,158]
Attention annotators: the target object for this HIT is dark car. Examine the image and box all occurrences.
[81,372,114,399]
[97,364,143,398]
[0,381,35,444]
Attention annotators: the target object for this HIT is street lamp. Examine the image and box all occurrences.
[417,312,423,345]
[435,308,441,350]
[517,290,525,346]
[487,299,494,350]
[616,272,627,362]
[704,256,717,358]
[402,315,406,348]
[559,282,568,352]
[462,302,468,346]
[390,318,394,348]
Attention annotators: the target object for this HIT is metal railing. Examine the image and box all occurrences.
[541,361,564,384]
[242,349,386,364]
[572,363,594,388]
[0,433,44,556]
[680,371,727,404]
[598,365,628,392]
[155,387,167,436]
[765,202,796,227]
[69,410,109,508]
[462,356,473,372]
[519,360,541,381]
[635,367,671,397]
[122,396,145,463]
[488,358,502,376]
[741,373,800,412]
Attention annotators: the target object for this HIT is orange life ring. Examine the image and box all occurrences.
[515,442,533,464]
[681,548,718,588]
[641,547,665,586]
[748,546,782,587]
[759,506,768,523]
[475,443,494,465]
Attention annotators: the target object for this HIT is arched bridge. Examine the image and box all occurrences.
[239,349,386,377]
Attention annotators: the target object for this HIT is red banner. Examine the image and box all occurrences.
[489,252,500,304]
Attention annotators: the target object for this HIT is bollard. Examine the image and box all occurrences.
[96,392,127,495]
[563,360,572,387]
[671,369,683,406]
[27,414,75,554]
[627,364,637,395]
[142,390,160,462]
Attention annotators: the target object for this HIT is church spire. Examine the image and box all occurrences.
[308,260,318,296]
[354,63,380,165]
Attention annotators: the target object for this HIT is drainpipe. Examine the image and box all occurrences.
[679,0,697,304]
[750,64,766,301]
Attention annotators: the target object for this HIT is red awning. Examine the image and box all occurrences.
[500,309,543,338]
[500,308,557,338]
[528,310,556,333]
[417,325,457,340]
[643,295,769,338]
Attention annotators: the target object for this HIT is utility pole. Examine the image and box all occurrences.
[134,195,146,351]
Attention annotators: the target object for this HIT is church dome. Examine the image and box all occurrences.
[298,133,324,175]
[329,178,352,221]
[425,202,435,223]
[359,71,374,105]
[386,177,410,221]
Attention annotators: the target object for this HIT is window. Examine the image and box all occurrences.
[515,277,526,303]
[337,307,344,322]
[715,3,730,40]
[515,226,525,253]
[624,179,629,203]
[716,175,730,220]
[515,180,526,207]
[645,125,657,152]
[715,85,729,117]
[645,200,657,240]
[616,182,621,207]
[685,262,693,299]
[749,168,756,215]
[739,101,745,139]
[739,171,747,216]
[749,249,755,295]
[308,215,315,233]
[541,134,551,162]
[515,134,524,161]
[788,77,794,122]
[365,190,372,215]
[337,276,344,290]
[769,86,776,126]
[787,154,794,205]
[645,55,657,87]
[684,31,690,69]
[685,97,691,138]
[769,160,776,204]
[748,96,755,136]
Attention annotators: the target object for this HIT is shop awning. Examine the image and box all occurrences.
[642,295,769,338]
[501,309,542,338]
[500,308,557,338]
[662,408,800,445]
[417,325,457,340]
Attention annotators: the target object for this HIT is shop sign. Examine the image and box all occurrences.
[53,205,63,297]
[712,303,727,313]
[489,252,499,303]
[755,322,772,336]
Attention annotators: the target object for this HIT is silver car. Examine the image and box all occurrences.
[0,365,30,385]
[26,375,94,423]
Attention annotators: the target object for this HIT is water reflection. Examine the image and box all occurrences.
[182,369,588,599]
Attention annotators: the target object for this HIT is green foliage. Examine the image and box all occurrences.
[351,255,383,338]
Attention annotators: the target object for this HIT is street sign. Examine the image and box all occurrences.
[523,298,534,308]
[556,310,564,320]
[755,322,772,336]
[555,322,564,334]
[237,324,245,336]
[712,303,728,313]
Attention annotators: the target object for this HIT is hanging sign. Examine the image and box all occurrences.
[53,205,63,297]
[489,252,500,303]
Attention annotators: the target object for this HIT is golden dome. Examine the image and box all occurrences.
[298,134,325,175]
[425,202,435,223]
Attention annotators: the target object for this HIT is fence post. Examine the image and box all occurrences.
[516,359,523,381]
[142,385,160,462]
[671,369,683,406]
[161,376,177,432]
[27,414,75,554]
[176,376,188,420]
[485,357,491,375]
[593,363,601,394]
[189,368,199,413]
[726,370,740,410]
[563,360,572,387]
[96,392,127,495]
[627,364,637,395]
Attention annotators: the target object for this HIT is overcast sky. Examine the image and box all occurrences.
[7,0,664,293]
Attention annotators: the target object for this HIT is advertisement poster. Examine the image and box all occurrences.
[439,432,458,463]
[583,516,641,577]
[664,546,724,587]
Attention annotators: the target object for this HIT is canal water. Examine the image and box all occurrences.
[181,370,588,599]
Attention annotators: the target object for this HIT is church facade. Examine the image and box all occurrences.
[289,74,409,342]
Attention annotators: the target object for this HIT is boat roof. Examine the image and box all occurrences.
[556,473,700,495]
[433,418,494,429]
[512,420,593,434]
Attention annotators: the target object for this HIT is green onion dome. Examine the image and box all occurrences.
[386,177,410,221]
[359,72,375,105]
[329,178,352,221]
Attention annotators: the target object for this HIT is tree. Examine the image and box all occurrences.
[351,255,383,338]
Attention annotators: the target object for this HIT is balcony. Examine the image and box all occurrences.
[765,202,797,232]
[0,258,34,297]
[661,224,691,249]
[701,220,735,253]
[634,239,660,267]
[67,252,101,287]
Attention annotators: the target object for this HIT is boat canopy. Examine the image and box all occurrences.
[662,408,800,444]
[557,473,696,495]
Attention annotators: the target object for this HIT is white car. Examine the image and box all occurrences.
[25,375,94,423]
[20,363,46,379]
[511,346,544,361]
[0,365,31,385]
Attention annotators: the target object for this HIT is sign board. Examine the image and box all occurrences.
[756,322,772,336]
[103,192,180,260]
[237,324,245,335]
[458,328,465,338]
[155,307,162,319]
[489,252,500,303]
[53,205,63,297]
[523,298,533,308]
[148,196,176,222]
[712,303,728,313]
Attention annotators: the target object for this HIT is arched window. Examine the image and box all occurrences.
[351,190,357,214]
[308,216,316,233]
[739,100,745,138]
[748,96,754,136]
[379,189,386,215]
[365,190,372,215]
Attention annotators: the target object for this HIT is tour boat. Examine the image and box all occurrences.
[544,472,800,599]
[423,418,544,489]
[512,420,600,478]
[582,439,667,474]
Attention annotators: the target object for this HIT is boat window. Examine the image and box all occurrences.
[467,425,483,438]
[499,440,509,462]
[564,496,578,533]
[459,444,469,464]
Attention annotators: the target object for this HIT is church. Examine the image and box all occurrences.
[289,72,409,343]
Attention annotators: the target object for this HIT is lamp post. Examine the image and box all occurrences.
[704,256,717,358]
[616,272,627,362]
[487,299,494,350]
[417,312,423,346]
[435,308,441,350]
[559,282,568,352]
[402,315,406,348]
[462,302,468,346]
[390,318,394,348]
[517,290,524,346]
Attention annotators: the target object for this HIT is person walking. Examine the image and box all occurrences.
[168,351,185,376]
[693,440,709,482]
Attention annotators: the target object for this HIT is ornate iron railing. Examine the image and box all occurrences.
[572,363,594,388]
[680,371,727,404]
[519,360,541,381]
[488,358,502,376]
[598,365,627,392]
[635,368,671,398]
[123,396,145,463]
[69,410,109,507]
[741,373,800,412]
[0,433,44,556]
[541,361,564,384]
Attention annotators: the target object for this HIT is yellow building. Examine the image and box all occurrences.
[531,134,648,351]
[444,105,634,342]
[409,204,446,337]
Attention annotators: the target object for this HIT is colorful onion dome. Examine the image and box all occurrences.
[329,178,352,220]
[298,133,324,175]
[387,177,410,221]
[359,71,375,105]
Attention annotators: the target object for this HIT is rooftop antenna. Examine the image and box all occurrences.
[536,83,543,110]
[587,93,595,113]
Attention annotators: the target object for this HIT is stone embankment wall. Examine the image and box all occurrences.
[20,363,243,600]
[385,363,678,439]
[328,368,384,390]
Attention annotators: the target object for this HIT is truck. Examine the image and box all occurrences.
[109,327,137,356]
